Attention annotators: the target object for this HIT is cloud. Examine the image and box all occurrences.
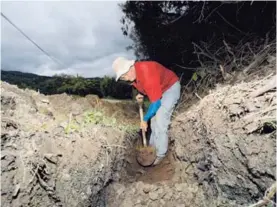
[1,1,135,78]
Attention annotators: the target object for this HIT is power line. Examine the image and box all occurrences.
[1,12,66,67]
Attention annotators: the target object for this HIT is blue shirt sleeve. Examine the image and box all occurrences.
[143,99,161,121]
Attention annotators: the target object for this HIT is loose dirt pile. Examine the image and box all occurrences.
[1,67,276,206]
[170,74,276,206]
[1,82,139,207]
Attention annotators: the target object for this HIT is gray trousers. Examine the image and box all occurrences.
[149,81,181,157]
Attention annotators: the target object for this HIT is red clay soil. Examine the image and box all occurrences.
[138,150,175,183]
[124,141,176,184]
[136,146,156,167]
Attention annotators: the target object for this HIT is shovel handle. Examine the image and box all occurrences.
[139,104,147,146]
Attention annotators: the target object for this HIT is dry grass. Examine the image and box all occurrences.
[175,32,276,114]
[63,108,139,135]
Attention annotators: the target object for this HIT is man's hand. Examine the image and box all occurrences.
[136,94,144,103]
[140,121,148,132]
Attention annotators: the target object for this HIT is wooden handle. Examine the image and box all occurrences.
[139,104,147,146]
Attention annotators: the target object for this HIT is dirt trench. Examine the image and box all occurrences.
[1,67,276,207]
[1,81,182,207]
[93,75,276,207]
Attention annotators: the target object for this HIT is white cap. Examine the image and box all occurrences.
[112,57,135,81]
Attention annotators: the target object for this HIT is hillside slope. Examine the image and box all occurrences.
[1,70,133,99]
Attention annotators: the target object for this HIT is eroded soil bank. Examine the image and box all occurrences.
[1,66,276,207]
[170,75,276,206]
[1,82,140,207]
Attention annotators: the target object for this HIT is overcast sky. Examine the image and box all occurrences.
[1,1,135,78]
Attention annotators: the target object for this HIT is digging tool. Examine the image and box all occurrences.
[136,102,156,167]
[139,103,147,146]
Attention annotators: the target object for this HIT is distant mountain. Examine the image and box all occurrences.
[1,70,52,91]
[2,70,50,78]
[1,70,133,99]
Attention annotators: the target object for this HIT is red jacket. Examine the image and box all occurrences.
[132,61,179,102]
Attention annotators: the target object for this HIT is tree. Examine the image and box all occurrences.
[100,76,115,97]
[119,1,276,81]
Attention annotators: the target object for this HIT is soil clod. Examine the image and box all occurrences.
[136,145,156,167]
